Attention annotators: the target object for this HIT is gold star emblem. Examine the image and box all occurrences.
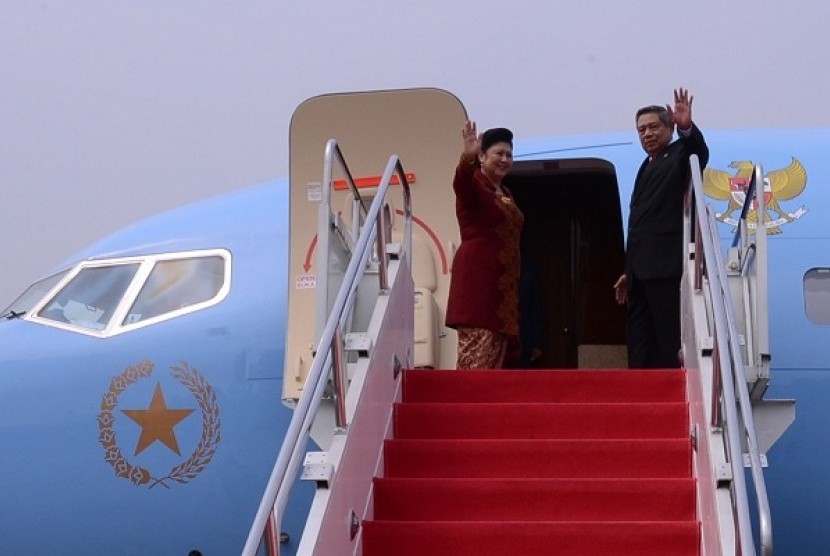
[121,382,195,456]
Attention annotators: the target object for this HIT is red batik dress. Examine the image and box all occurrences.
[445,156,524,368]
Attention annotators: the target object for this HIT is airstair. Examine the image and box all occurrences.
[243,84,794,556]
[241,90,792,555]
[362,368,698,555]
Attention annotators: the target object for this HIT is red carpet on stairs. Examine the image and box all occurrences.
[361,369,700,556]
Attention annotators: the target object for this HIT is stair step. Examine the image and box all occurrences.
[372,477,696,521]
[362,369,698,556]
[403,369,686,403]
[394,402,689,440]
[362,520,700,556]
[383,438,692,478]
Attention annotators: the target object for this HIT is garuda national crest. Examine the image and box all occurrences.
[703,158,808,234]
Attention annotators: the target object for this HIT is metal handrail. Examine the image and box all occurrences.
[241,149,412,556]
[706,203,772,554]
[750,164,771,374]
[322,139,367,215]
[315,140,368,341]
[732,168,759,248]
[688,155,772,555]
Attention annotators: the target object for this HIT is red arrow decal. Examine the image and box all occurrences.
[303,235,317,272]
[396,210,448,275]
[303,214,447,276]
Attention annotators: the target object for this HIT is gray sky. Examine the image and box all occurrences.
[2,1,828,306]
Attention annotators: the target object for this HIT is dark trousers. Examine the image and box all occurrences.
[626,275,681,369]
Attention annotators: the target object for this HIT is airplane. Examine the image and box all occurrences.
[0,88,826,555]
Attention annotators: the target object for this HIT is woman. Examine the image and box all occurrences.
[445,121,524,369]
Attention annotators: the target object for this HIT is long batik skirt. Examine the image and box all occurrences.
[456,327,507,370]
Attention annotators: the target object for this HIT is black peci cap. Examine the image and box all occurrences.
[481,127,513,152]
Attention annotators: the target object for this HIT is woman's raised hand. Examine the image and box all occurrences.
[462,120,482,161]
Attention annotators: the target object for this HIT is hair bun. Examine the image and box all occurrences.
[481,127,513,152]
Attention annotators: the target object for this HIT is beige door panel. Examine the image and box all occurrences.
[284,89,466,400]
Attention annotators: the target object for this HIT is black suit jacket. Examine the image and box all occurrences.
[625,124,709,281]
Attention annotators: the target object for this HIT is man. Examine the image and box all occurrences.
[614,88,709,368]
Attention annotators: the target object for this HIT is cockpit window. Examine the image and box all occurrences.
[25,249,231,337]
[1,270,69,321]
[804,268,830,325]
[124,256,225,325]
[37,264,141,330]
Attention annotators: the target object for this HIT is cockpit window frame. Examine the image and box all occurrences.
[25,249,231,338]
[1,269,70,320]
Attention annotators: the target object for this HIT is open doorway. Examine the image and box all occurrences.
[505,158,627,369]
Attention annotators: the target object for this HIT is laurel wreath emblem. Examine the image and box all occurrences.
[97,360,221,489]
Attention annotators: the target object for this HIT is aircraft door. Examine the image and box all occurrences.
[284,89,467,399]
[506,158,627,369]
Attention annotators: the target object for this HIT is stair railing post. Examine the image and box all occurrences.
[332,326,348,430]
